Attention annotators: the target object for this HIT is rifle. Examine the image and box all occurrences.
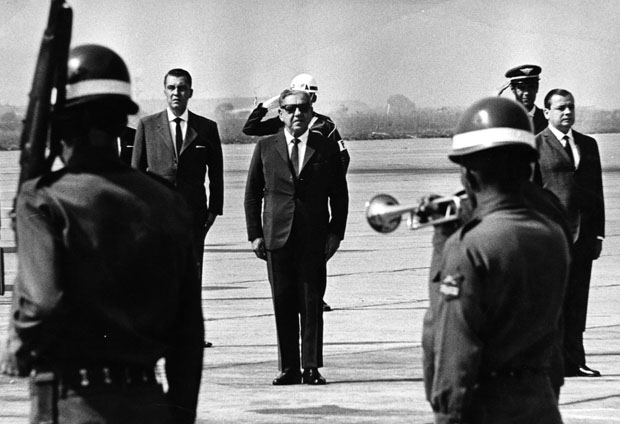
[16,0,73,194]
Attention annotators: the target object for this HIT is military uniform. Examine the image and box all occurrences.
[423,193,569,423]
[242,105,350,172]
[6,149,204,423]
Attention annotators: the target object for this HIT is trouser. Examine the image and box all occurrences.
[30,367,173,424]
[469,373,563,424]
[563,236,594,370]
[266,230,326,371]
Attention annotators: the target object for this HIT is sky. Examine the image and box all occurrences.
[2,0,620,110]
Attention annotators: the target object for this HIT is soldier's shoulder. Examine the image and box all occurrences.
[34,168,70,189]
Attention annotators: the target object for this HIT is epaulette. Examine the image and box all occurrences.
[35,168,69,188]
[460,217,481,239]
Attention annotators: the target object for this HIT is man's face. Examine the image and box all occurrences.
[164,75,193,115]
[278,93,312,137]
[511,81,538,110]
[545,94,575,133]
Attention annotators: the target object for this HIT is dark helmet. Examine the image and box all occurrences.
[449,97,536,163]
[65,44,139,114]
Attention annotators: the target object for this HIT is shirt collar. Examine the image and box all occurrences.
[548,125,573,144]
[283,128,309,144]
[167,107,189,123]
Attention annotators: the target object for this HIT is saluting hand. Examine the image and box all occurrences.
[251,237,267,261]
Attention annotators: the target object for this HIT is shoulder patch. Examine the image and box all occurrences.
[439,273,463,300]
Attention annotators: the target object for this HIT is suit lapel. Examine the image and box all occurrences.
[182,112,199,156]
[545,128,573,165]
[275,131,289,166]
[301,132,318,173]
[156,111,175,154]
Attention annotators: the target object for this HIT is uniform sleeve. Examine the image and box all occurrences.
[326,139,349,240]
[164,241,204,424]
[10,187,64,374]
[590,140,605,239]
[244,141,265,241]
[131,119,147,171]
[428,242,485,423]
[207,122,224,215]
[242,105,283,136]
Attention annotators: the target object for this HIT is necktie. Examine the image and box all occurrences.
[174,117,183,155]
[563,135,575,167]
[291,138,300,176]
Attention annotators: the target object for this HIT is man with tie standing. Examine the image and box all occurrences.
[534,88,605,378]
[132,69,223,348]
[244,89,348,385]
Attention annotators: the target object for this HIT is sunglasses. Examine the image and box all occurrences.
[280,103,311,114]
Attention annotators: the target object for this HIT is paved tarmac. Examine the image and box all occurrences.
[0,138,619,423]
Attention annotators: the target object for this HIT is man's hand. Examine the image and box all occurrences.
[205,213,217,234]
[251,238,267,261]
[593,239,603,260]
[262,95,280,111]
[324,234,341,262]
[0,349,22,377]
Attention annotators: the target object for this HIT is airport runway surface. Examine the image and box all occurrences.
[0,137,619,423]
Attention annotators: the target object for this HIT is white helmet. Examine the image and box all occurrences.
[290,73,318,94]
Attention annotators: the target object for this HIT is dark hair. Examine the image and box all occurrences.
[164,68,192,88]
[544,88,573,108]
[278,89,310,107]
[460,146,537,192]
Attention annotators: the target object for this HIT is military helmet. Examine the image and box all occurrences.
[449,97,536,163]
[290,73,318,93]
[65,44,139,114]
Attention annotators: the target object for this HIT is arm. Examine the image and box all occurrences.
[131,119,147,171]
[244,141,265,243]
[165,241,204,424]
[428,242,484,424]
[242,104,283,136]
[5,186,64,376]
[206,122,224,216]
[326,139,349,242]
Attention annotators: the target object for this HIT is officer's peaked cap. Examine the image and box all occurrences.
[65,44,139,114]
[449,97,536,163]
[505,64,541,85]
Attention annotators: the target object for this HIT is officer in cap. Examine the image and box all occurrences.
[501,64,548,134]
[1,44,204,424]
[422,97,569,423]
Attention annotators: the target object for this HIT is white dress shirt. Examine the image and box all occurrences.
[167,108,189,158]
[283,128,309,172]
[549,125,580,168]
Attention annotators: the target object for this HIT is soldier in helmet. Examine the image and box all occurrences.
[1,45,204,424]
[501,64,548,134]
[422,97,569,423]
[243,73,349,312]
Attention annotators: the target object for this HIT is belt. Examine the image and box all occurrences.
[57,364,157,389]
[480,367,546,380]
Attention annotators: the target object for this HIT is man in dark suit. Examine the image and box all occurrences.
[244,89,348,386]
[501,64,548,134]
[534,88,605,378]
[131,68,224,281]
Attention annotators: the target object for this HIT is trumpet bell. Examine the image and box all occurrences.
[365,193,403,233]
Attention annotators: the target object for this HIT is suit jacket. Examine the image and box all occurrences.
[131,110,224,224]
[119,126,135,165]
[533,127,605,248]
[244,130,348,251]
[532,106,548,135]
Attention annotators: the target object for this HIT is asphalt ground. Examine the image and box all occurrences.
[0,137,619,423]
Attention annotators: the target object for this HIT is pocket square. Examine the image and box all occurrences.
[195,145,207,149]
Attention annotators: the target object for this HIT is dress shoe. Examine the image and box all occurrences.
[322,301,332,312]
[302,368,327,385]
[203,341,213,348]
[272,369,302,385]
[565,364,601,377]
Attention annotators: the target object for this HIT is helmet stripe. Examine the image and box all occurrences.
[451,127,535,154]
[66,79,132,100]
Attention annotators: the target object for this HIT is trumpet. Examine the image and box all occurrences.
[365,193,466,233]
